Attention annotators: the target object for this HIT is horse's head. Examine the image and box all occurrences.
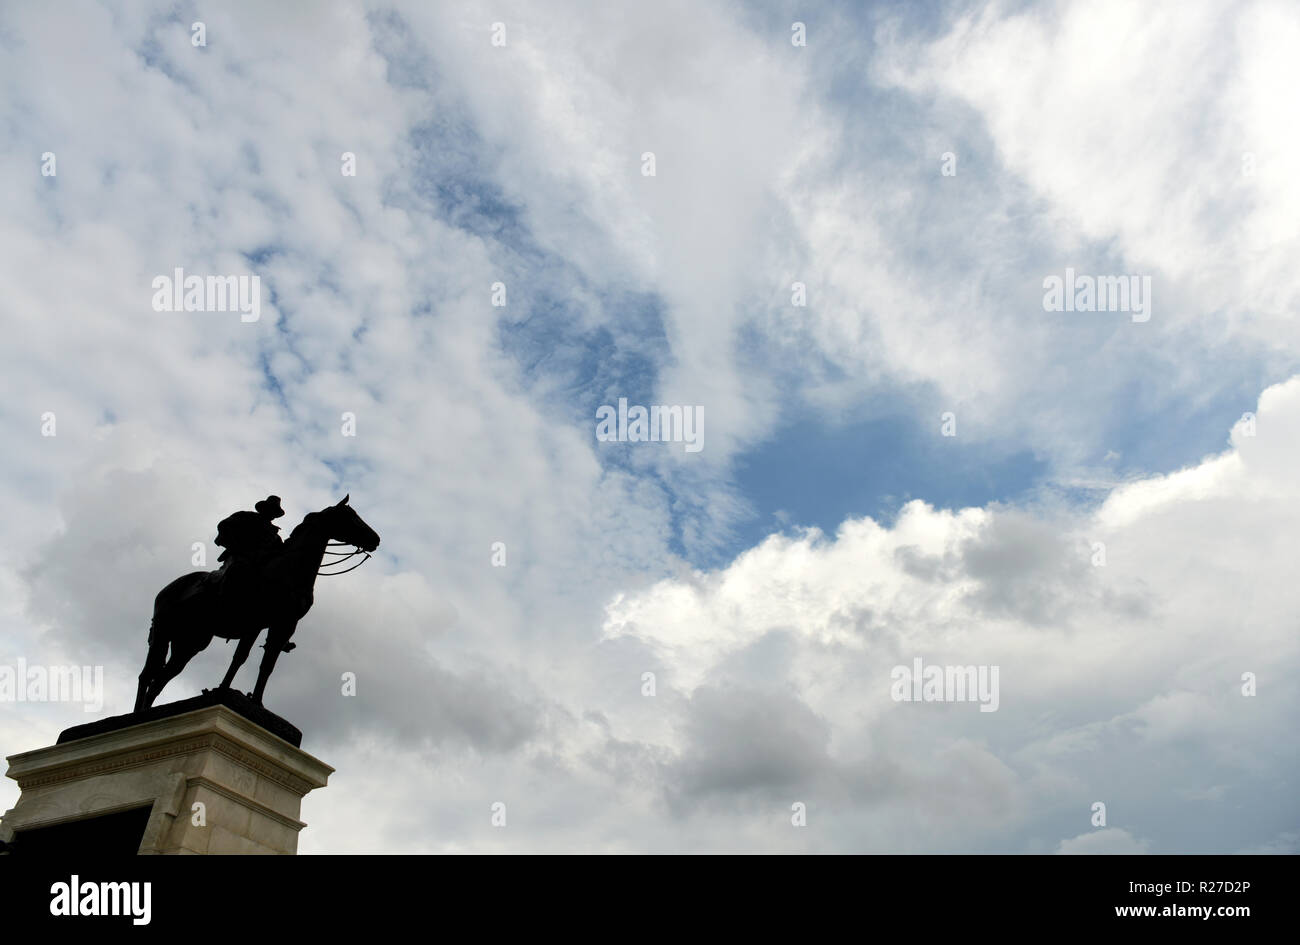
[321,494,380,552]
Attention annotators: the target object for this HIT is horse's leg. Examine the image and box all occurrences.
[144,651,187,707]
[144,633,212,708]
[217,633,258,690]
[134,619,168,712]
[250,622,296,704]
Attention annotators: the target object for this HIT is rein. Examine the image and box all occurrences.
[317,541,372,576]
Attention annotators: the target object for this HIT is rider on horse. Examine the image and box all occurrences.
[135,493,380,711]
[211,495,285,607]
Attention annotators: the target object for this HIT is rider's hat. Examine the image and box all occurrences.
[255,495,285,519]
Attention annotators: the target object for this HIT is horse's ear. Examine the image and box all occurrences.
[338,494,350,506]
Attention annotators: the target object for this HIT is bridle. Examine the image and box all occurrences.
[318,541,372,576]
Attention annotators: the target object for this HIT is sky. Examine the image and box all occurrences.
[0,0,1297,853]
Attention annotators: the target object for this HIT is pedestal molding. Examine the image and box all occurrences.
[1,703,331,855]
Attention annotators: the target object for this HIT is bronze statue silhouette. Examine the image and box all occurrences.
[216,494,285,569]
[134,495,380,712]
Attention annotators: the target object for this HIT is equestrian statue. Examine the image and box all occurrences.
[134,494,380,712]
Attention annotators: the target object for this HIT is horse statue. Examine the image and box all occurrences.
[134,495,380,712]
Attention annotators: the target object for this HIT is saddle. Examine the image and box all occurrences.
[178,557,271,617]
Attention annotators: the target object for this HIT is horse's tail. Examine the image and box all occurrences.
[144,612,168,662]
[136,615,169,712]
[148,588,170,643]
[144,580,186,671]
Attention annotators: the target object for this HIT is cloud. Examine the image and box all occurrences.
[670,684,835,802]
[1235,830,1300,855]
[600,376,1300,852]
[1056,828,1149,855]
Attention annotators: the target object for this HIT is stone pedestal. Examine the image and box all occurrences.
[0,694,332,854]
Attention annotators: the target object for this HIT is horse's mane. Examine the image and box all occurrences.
[285,509,327,543]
